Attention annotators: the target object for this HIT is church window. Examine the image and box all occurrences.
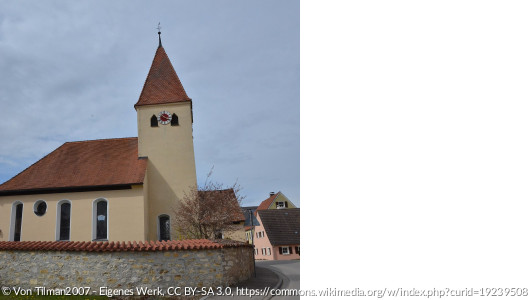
[10,202,23,241]
[34,200,47,216]
[158,215,170,241]
[171,113,179,126]
[92,199,108,240]
[151,115,158,127]
[56,200,71,241]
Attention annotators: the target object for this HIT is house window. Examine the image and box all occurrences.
[33,200,47,216]
[214,231,223,239]
[93,199,108,240]
[10,202,23,241]
[151,115,158,127]
[57,201,71,241]
[296,246,300,255]
[276,201,285,209]
[158,215,170,241]
[171,113,179,126]
[267,248,271,256]
[280,246,290,255]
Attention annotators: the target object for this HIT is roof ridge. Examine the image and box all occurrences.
[255,191,279,213]
[65,137,138,144]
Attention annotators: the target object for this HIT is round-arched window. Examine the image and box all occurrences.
[34,200,47,216]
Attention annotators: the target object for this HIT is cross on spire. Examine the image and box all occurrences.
[157,22,162,48]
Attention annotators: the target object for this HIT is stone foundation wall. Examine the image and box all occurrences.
[0,246,253,292]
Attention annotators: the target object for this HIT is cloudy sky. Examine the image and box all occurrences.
[0,1,299,207]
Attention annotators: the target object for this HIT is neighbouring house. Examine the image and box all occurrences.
[253,208,300,260]
[197,189,246,242]
[241,206,259,244]
[245,192,298,248]
[256,191,297,211]
[0,34,200,242]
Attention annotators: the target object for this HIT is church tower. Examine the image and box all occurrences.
[135,34,197,241]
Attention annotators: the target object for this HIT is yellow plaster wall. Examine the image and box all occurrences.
[223,221,246,242]
[0,186,146,242]
[136,102,198,241]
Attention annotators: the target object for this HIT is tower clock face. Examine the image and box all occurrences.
[157,111,172,125]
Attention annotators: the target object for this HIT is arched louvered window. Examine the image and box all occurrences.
[151,115,158,127]
[171,114,179,126]
[158,215,170,241]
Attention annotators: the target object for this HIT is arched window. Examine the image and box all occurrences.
[171,113,179,126]
[92,199,108,240]
[151,115,158,127]
[56,200,71,241]
[10,201,23,241]
[158,215,170,241]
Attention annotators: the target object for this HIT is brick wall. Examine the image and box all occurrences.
[0,240,253,292]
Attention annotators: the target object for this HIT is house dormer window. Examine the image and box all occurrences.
[276,201,286,209]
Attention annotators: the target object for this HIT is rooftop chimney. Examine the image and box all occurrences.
[269,192,275,197]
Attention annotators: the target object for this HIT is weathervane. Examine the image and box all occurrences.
[157,22,162,47]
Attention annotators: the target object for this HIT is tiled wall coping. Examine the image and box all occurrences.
[0,239,252,252]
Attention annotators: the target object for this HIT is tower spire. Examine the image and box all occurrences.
[157,22,162,48]
[134,37,191,108]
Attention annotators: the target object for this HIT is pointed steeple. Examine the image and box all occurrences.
[134,45,191,108]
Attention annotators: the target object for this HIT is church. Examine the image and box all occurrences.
[0,34,199,242]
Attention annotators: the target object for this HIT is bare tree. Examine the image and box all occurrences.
[173,169,245,239]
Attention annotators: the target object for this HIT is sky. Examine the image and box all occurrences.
[0,1,299,207]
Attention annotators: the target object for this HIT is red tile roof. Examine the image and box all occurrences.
[0,239,250,252]
[0,138,147,194]
[257,208,300,246]
[135,46,191,108]
[199,189,245,222]
[255,193,277,213]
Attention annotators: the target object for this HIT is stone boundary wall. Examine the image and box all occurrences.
[0,240,254,293]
